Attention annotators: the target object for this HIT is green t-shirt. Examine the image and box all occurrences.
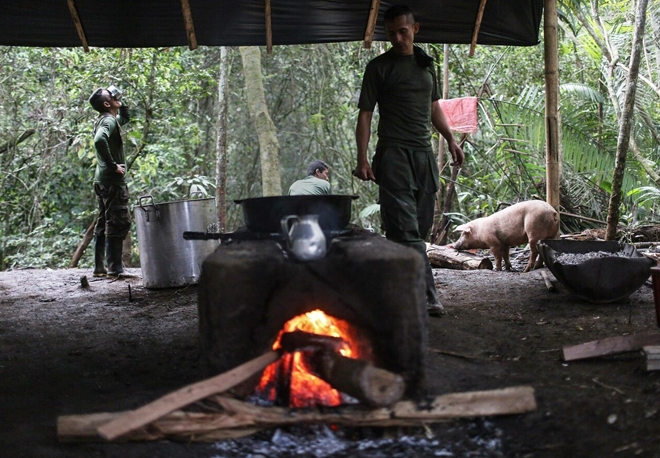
[287,176,331,196]
[93,109,130,185]
[358,48,439,150]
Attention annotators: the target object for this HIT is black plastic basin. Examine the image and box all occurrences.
[538,239,655,303]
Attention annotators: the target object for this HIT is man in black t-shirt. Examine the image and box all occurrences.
[354,4,464,317]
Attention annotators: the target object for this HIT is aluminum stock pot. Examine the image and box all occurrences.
[134,195,219,288]
[234,194,359,233]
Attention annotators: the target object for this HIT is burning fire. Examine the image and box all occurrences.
[256,309,369,408]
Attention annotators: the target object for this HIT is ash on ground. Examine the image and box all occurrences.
[553,250,629,265]
[211,420,504,458]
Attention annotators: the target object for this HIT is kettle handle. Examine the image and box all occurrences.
[280,215,299,242]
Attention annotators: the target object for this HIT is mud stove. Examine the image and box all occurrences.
[198,233,429,407]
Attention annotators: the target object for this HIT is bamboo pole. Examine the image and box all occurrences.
[543,0,560,214]
[180,0,198,50]
[469,0,488,57]
[265,0,273,54]
[66,0,89,52]
[363,0,381,49]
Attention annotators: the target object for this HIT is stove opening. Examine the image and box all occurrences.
[255,309,373,408]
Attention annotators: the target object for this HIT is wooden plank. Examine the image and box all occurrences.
[563,333,660,361]
[97,349,280,440]
[393,386,536,419]
[469,0,488,56]
[643,346,660,371]
[60,386,537,443]
[643,345,660,359]
[66,0,89,52]
[363,0,381,49]
[180,0,198,50]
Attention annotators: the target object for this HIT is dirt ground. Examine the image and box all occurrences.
[1,254,659,458]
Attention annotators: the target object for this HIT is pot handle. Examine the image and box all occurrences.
[137,195,160,222]
[280,215,299,242]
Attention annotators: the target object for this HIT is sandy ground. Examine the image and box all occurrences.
[1,259,659,458]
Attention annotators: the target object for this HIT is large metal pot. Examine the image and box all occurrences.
[234,194,359,233]
[134,195,219,289]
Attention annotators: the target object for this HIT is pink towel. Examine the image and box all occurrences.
[438,97,479,134]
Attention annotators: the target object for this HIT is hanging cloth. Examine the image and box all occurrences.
[438,97,479,134]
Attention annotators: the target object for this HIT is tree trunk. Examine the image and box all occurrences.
[240,46,282,196]
[576,2,660,185]
[606,0,648,240]
[215,46,229,232]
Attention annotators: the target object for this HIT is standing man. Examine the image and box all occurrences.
[354,5,464,317]
[88,85,131,278]
[288,160,332,196]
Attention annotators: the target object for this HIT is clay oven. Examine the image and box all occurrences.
[198,233,429,407]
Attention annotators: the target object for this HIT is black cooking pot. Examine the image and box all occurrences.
[234,195,359,233]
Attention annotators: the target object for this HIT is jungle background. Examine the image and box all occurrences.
[1,0,660,270]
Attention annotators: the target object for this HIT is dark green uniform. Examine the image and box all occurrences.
[93,106,131,238]
[287,176,332,196]
[358,48,440,249]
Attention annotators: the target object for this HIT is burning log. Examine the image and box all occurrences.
[305,350,406,408]
[426,243,493,270]
[58,386,537,443]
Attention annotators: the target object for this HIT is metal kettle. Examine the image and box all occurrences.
[280,214,326,261]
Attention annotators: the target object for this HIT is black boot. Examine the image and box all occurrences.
[424,257,445,317]
[106,237,125,278]
[93,235,107,277]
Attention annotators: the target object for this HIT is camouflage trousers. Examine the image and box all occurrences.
[94,183,131,238]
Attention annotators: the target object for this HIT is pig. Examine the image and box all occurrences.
[451,200,559,273]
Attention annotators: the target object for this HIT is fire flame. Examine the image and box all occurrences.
[256,309,368,408]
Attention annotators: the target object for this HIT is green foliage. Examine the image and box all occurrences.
[2,0,660,268]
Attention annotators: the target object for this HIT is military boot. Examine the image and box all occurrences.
[93,234,107,277]
[106,237,125,278]
[425,259,445,317]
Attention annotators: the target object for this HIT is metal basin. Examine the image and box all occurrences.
[538,239,655,303]
[234,195,358,233]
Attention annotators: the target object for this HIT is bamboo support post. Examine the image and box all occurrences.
[469,0,488,56]
[363,0,381,49]
[180,0,198,50]
[265,0,273,54]
[66,0,89,52]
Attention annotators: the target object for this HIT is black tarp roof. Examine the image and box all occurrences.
[2,0,543,49]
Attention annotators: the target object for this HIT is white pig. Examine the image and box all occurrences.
[451,200,559,272]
